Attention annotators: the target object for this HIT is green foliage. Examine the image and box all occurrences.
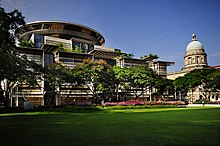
[55,43,65,51]
[45,63,75,90]
[72,59,114,101]
[65,47,74,52]
[112,65,165,100]
[73,45,83,53]
[0,51,44,107]
[155,78,174,95]
[0,53,43,84]
[193,99,210,104]
[205,69,220,91]
[140,54,159,60]
[101,105,177,110]
[113,48,133,58]
[18,40,35,48]
[0,5,43,107]
[0,6,25,53]
[0,107,220,146]
[55,43,83,53]
[174,69,220,97]
[119,53,134,58]
[114,49,121,54]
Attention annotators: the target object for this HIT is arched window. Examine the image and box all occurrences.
[188,57,191,64]
[201,57,204,63]
[196,56,199,64]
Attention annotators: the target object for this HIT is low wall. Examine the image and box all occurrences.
[188,104,220,107]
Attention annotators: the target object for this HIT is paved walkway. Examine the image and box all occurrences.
[188,104,220,107]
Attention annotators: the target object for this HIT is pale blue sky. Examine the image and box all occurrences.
[2,0,220,72]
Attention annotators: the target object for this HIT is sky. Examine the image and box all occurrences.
[1,0,220,72]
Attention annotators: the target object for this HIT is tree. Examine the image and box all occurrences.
[45,63,75,90]
[201,69,220,100]
[154,77,174,98]
[0,5,25,53]
[112,66,129,101]
[141,54,159,61]
[44,63,77,106]
[114,48,134,59]
[0,4,43,107]
[173,69,219,102]
[113,65,161,101]
[72,59,113,103]
[119,53,134,58]
[174,70,201,101]
[0,52,43,107]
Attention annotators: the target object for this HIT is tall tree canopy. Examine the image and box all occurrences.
[0,4,43,107]
[0,4,25,81]
[72,59,114,102]
[126,66,157,99]
[173,69,220,100]
[45,63,75,91]
[113,65,165,100]
[0,4,25,52]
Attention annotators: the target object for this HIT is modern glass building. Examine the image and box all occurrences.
[8,21,173,107]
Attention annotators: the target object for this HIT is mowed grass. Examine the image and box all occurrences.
[0,107,220,146]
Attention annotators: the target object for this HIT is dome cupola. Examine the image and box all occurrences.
[186,33,204,51]
[183,33,208,71]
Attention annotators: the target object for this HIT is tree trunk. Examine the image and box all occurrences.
[4,89,10,108]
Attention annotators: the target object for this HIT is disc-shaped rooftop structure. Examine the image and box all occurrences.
[16,21,105,45]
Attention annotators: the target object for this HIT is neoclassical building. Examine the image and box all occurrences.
[183,33,208,71]
[168,33,220,103]
[168,33,208,80]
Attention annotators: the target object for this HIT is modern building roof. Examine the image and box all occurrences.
[16,21,105,45]
[151,60,175,66]
[89,49,120,59]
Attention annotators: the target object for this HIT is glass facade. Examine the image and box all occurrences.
[88,44,94,52]
[72,42,80,50]
[34,34,44,48]
[72,41,94,53]
[81,43,88,52]
[44,54,54,66]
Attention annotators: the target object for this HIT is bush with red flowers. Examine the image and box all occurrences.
[103,100,185,107]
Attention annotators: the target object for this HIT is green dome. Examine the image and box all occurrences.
[186,40,204,51]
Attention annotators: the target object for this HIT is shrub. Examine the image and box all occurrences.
[103,100,185,107]
[166,101,186,105]
[193,100,209,104]
[193,100,220,104]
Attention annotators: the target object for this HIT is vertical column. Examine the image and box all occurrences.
[55,95,58,106]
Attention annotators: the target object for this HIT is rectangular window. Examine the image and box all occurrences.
[81,43,88,52]
[34,34,44,48]
[44,54,54,66]
[72,41,80,50]
[87,44,94,52]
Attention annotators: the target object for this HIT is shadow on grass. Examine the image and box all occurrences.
[1,105,219,117]
[0,106,219,146]
[0,106,103,117]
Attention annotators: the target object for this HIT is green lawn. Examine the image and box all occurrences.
[0,107,220,146]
